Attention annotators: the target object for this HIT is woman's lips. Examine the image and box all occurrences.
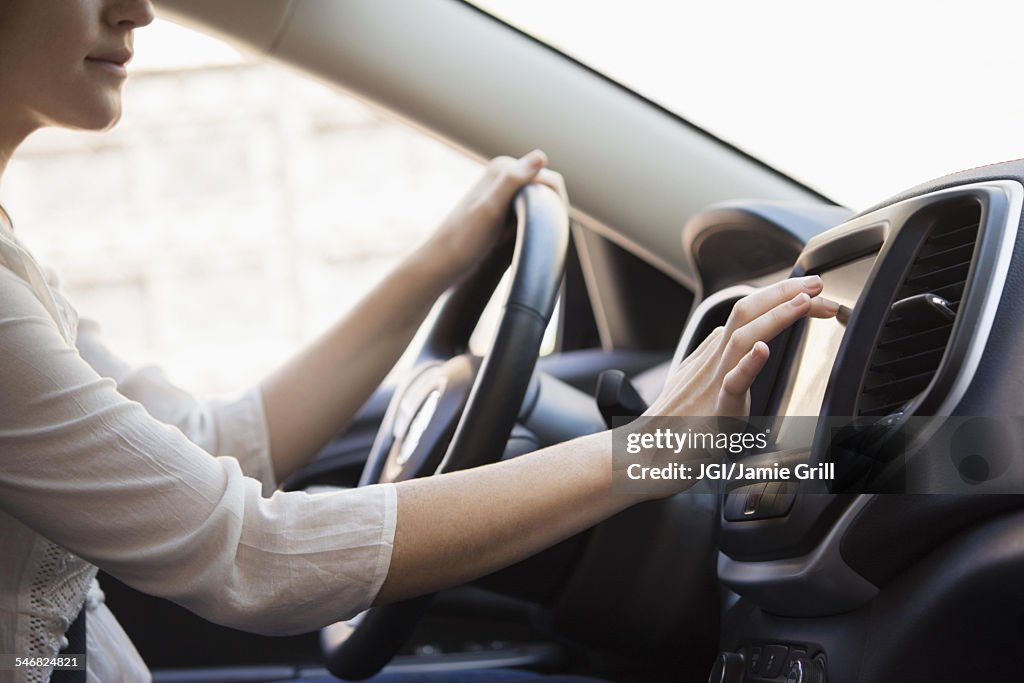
[85,49,132,78]
[85,58,128,78]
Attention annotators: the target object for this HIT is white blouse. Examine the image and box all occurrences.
[0,215,397,683]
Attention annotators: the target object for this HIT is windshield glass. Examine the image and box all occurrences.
[474,0,1024,209]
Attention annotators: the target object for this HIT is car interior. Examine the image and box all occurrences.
[97,1,1024,682]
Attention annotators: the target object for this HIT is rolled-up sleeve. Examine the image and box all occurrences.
[75,318,276,495]
[0,269,397,635]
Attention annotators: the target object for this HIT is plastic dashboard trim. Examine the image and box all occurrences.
[717,494,878,617]
[715,179,1024,616]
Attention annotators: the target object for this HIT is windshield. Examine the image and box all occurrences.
[473,0,1024,209]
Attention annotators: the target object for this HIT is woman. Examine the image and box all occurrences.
[0,1,838,682]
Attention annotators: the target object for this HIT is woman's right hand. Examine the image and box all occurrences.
[647,275,839,420]
[610,277,839,499]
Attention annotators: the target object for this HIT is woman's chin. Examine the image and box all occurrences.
[61,100,123,132]
[39,81,124,131]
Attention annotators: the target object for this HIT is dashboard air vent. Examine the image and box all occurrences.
[857,204,981,416]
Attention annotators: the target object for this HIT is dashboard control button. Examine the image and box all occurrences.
[723,483,767,521]
[785,648,807,667]
[742,483,768,516]
[723,490,747,521]
[786,658,805,683]
[707,652,744,683]
[785,648,808,681]
[761,644,789,677]
[747,645,762,673]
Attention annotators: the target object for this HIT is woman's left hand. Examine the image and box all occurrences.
[422,150,567,277]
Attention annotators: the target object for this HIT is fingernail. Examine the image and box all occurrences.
[791,292,811,307]
[802,275,823,287]
[525,150,545,170]
[822,297,840,314]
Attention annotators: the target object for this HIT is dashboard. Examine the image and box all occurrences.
[464,164,1024,683]
[679,178,1020,463]
[673,167,1024,683]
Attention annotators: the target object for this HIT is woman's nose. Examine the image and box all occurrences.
[104,0,156,30]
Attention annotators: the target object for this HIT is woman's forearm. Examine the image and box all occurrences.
[260,246,454,482]
[374,431,643,604]
[372,277,839,604]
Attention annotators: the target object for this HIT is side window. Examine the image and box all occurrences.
[1,19,481,395]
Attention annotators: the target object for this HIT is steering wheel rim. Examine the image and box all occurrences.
[324,183,570,680]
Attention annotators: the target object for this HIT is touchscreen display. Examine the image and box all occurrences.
[775,254,877,419]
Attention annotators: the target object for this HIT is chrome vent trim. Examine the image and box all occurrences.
[934,180,1022,416]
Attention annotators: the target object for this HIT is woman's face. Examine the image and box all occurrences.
[0,0,154,133]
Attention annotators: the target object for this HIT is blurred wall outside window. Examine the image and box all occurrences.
[0,19,482,397]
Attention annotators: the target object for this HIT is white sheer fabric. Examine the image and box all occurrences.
[0,216,396,683]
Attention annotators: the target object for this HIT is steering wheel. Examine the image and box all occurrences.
[323,183,570,680]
